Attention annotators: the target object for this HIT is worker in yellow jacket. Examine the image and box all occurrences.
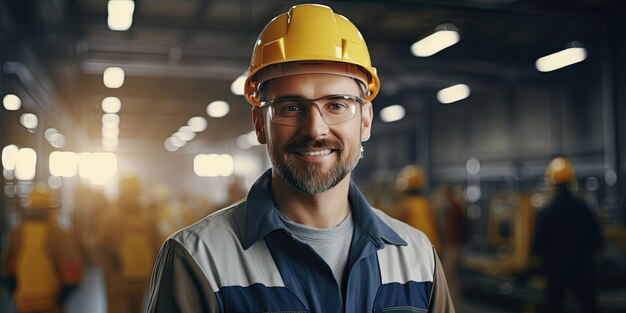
[395,165,442,252]
[96,176,162,313]
[1,186,83,313]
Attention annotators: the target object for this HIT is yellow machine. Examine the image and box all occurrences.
[464,191,535,276]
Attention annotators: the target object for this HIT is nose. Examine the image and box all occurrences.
[299,104,329,139]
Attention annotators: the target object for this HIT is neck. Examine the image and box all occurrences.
[271,170,351,228]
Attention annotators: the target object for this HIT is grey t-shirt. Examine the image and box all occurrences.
[278,210,354,285]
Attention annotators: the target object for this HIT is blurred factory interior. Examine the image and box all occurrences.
[1,0,626,312]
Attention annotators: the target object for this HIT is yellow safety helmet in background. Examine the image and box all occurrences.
[546,157,576,185]
[23,184,57,210]
[395,165,427,192]
[244,4,380,106]
[119,175,141,196]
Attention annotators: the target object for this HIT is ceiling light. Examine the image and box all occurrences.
[3,94,21,111]
[437,84,470,104]
[207,100,230,118]
[102,97,122,113]
[411,23,460,57]
[535,42,587,72]
[103,67,125,88]
[20,113,38,129]
[15,148,37,181]
[187,116,207,132]
[231,74,246,96]
[2,144,19,170]
[108,0,135,31]
[380,105,405,123]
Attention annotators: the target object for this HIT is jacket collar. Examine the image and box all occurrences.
[242,169,406,250]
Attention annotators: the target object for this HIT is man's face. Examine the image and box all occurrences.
[253,73,373,194]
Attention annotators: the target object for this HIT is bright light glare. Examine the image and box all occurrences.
[102,113,120,125]
[536,46,587,72]
[230,74,246,96]
[20,113,39,129]
[176,126,196,141]
[102,138,119,151]
[207,100,230,118]
[15,148,37,180]
[380,105,405,123]
[103,67,125,88]
[2,144,19,170]
[437,84,470,104]
[194,154,234,177]
[108,0,135,31]
[102,97,122,113]
[466,158,480,175]
[3,94,21,111]
[49,151,78,177]
[102,127,119,139]
[48,175,62,189]
[247,130,260,146]
[49,134,66,149]
[411,25,460,57]
[187,116,207,132]
[234,155,262,177]
[164,138,179,152]
[78,152,118,185]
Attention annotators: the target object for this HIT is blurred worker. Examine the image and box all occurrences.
[439,184,468,313]
[395,165,442,252]
[147,4,454,312]
[532,157,603,313]
[0,185,83,313]
[72,183,108,265]
[96,176,161,313]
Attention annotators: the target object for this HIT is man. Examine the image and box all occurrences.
[147,4,454,312]
[1,186,83,313]
[96,176,161,313]
[532,157,603,313]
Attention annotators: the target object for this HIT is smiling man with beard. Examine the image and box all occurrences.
[147,4,454,313]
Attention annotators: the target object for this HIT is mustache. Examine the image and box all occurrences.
[284,138,343,151]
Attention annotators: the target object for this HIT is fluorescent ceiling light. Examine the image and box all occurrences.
[3,94,21,111]
[380,105,406,123]
[411,24,460,57]
[102,97,122,113]
[103,67,125,88]
[207,100,230,118]
[108,0,135,31]
[231,74,246,96]
[437,84,470,104]
[535,43,587,72]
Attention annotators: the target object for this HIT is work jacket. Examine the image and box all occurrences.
[147,170,454,312]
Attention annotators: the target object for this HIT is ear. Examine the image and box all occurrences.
[360,102,373,142]
[252,106,267,144]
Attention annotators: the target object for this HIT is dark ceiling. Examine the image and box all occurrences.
[1,0,624,154]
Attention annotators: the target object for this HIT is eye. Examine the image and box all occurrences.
[274,101,304,115]
[325,101,350,112]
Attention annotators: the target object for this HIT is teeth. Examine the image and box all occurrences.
[299,149,331,156]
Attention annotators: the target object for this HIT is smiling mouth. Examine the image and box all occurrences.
[296,149,333,156]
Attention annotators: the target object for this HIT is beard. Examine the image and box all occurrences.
[268,136,363,195]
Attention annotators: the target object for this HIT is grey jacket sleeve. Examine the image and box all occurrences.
[146,239,219,313]
[428,247,456,313]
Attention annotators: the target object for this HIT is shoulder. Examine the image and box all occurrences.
[372,208,433,249]
[372,208,436,284]
[170,200,246,252]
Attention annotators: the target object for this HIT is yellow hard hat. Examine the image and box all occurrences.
[244,4,380,106]
[24,185,57,210]
[395,165,426,191]
[546,157,576,185]
[119,175,141,195]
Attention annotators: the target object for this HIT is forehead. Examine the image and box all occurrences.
[264,73,360,99]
